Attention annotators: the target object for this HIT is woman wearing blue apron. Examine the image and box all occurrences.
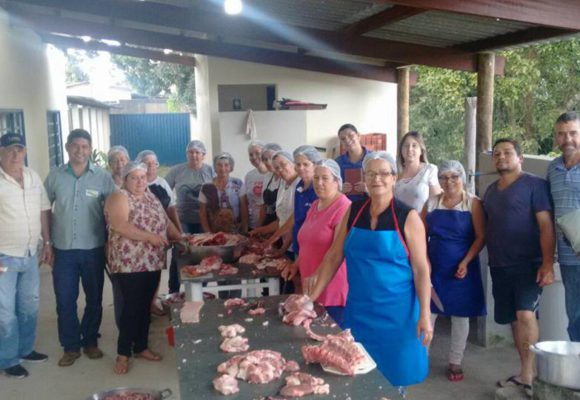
[309,151,432,387]
[422,160,486,382]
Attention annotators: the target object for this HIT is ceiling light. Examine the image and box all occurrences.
[224,0,242,15]
[81,35,91,43]
[101,39,121,47]
[163,48,173,54]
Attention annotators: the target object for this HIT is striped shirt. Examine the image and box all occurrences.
[0,166,51,257]
[547,156,580,266]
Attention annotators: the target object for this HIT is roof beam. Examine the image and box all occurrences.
[42,34,196,66]
[455,26,577,53]
[342,5,424,36]
[4,0,504,73]
[12,11,401,83]
[378,0,580,31]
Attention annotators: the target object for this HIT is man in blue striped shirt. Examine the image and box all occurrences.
[547,111,580,341]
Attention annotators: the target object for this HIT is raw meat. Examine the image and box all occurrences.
[218,324,246,338]
[181,255,224,277]
[213,374,239,395]
[239,253,262,264]
[218,264,239,276]
[301,330,366,376]
[279,372,330,397]
[282,295,317,326]
[284,360,300,372]
[220,336,250,353]
[187,232,245,246]
[217,350,288,384]
[224,298,246,308]
[180,301,203,324]
[256,257,290,271]
[247,307,266,316]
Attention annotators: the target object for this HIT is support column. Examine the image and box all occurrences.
[476,52,495,156]
[397,67,410,144]
[464,97,477,194]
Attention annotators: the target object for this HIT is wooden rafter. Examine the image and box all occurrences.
[379,0,580,31]
[342,5,424,36]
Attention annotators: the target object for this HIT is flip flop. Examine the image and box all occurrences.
[497,376,532,395]
[447,367,464,382]
[114,356,129,375]
[134,350,163,361]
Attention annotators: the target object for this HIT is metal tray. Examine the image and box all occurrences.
[86,387,172,400]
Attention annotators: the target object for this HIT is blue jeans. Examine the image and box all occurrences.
[53,248,105,352]
[560,264,580,341]
[0,254,39,369]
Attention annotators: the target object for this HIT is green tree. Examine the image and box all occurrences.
[110,55,196,114]
[65,49,97,84]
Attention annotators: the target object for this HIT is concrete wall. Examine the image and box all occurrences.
[0,8,68,178]
[477,152,568,345]
[196,56,397,176]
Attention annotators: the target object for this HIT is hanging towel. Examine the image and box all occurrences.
[245,109,257,139]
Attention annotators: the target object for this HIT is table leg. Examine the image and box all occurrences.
[246,279,258,298]
[187,282,203,302]
[267,277,280,296]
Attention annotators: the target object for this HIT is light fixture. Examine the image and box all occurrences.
[81,35,92,43]
[224,0,242,15]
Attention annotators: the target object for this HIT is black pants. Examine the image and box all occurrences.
[115,270,161,357]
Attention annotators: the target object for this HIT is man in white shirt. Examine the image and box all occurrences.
[244,141,268,230]
[0,133,52,378]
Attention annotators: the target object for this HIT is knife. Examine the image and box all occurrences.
[431,286,444,312]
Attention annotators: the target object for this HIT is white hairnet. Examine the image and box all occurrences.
[122,161,147,180]
[107,145,129,162]
[362,151,398,175]
[186,139,206,154]
[293,145,322,163]
[438,160,466,184]
[247,140,266,152]
[272,150,294,164]
[315,159,343,190]
[213,152,235,171]
[135,149,157,163]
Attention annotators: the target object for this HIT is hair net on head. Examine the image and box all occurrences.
[213,152,235,171]
[107,145,129,162]
[438,160,466,184]
[315,159,343,190]
[362,151,398,175]
[247,140,266,152]
[122,161,147,180]
[272,150,294,164]
[263,143,282,154]
[135,150,157,163]
[293,145,322,164]
[186,139,206,154]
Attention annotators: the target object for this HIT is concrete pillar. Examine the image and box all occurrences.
[476,52,495,159]
[397,67,410,144]
[464,97,477,194]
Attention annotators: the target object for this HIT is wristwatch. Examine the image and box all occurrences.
[44,240,53,246]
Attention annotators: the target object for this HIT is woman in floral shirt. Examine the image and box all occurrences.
[105,162,180,375]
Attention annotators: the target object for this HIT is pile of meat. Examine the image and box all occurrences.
[186,232,245,246]
[218,324,249,353]
[181,255,239,277]
[213,349,300,396]
[223,298,266,316]
[103,393,155,400]
[279,372,330,397]
[239,238,290,271]
[301,330,367,376]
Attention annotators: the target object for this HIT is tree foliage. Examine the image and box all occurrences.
[110,55,196,114]
[65,49,97,83]
[410,38,580,164]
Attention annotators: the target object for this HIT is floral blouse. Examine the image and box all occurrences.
[108,189,168,273]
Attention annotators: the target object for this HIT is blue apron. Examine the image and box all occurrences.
[426,208,486,317]
[343,199,428,386]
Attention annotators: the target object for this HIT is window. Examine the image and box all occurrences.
[47,111,63,168]
[0,109,25,136]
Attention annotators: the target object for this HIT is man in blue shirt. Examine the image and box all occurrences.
[44,129,115,367]
[547,111,580,341]
[334,124,368,202]
[483,138,555,395]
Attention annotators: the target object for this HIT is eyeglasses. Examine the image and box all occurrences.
[438,175,461,182]
[364,171,394,180]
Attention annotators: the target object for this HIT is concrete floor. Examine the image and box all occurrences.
[3,267,525,400]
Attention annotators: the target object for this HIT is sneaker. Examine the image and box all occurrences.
[21,351,48,363]
[58,351,81,367]
[83,346,104,359]
[4,364,29,378]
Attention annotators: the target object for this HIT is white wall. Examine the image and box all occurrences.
[0,8,68,178]
[198,56,397,177]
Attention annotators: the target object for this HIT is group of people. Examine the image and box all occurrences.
[0,112,578,396]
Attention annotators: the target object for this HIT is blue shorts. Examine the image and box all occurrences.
[490,265,542,324]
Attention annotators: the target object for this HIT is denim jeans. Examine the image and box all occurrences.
[560,264,580,341]
[0,254,39,369]
[168,222,202,294]
[53,248,105,352]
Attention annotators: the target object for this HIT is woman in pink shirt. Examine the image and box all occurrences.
[282,159,350,306]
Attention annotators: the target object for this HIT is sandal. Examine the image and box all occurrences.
[497,376,532,397]
[134,349,163,361]
[114,356,129,375]
[446,365,464,382]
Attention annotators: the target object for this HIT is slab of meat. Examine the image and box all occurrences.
[103,393,154,400]
[213,374,239,395]
[239,253,262,264]
[180,301,203,324]
[220,336,250,353]
[181,255,224,277]
[301,330,366,376]
[284,360,300,372]
[247,307,266,316]
[218,323,246,338]
[243,237,269,255]
[256,257,290,271]
[224,298,246,308]
[218,264,239,276]
[187,232,246,247]
[282,294,317,326]
[279,372,330,397]
[217,350,288,384]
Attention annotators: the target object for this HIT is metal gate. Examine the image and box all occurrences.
[110,113,190,166]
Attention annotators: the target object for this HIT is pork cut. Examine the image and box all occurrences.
[281,294,317,326]
[301,330,366,376]
[224,298,246,308]
[180,301,203,324]
[218,323,246,338]
[217,350,288,384]
[279,372,330,397]
[220,336,250,353]
[217,264,239,276]
[213,374,240,395]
